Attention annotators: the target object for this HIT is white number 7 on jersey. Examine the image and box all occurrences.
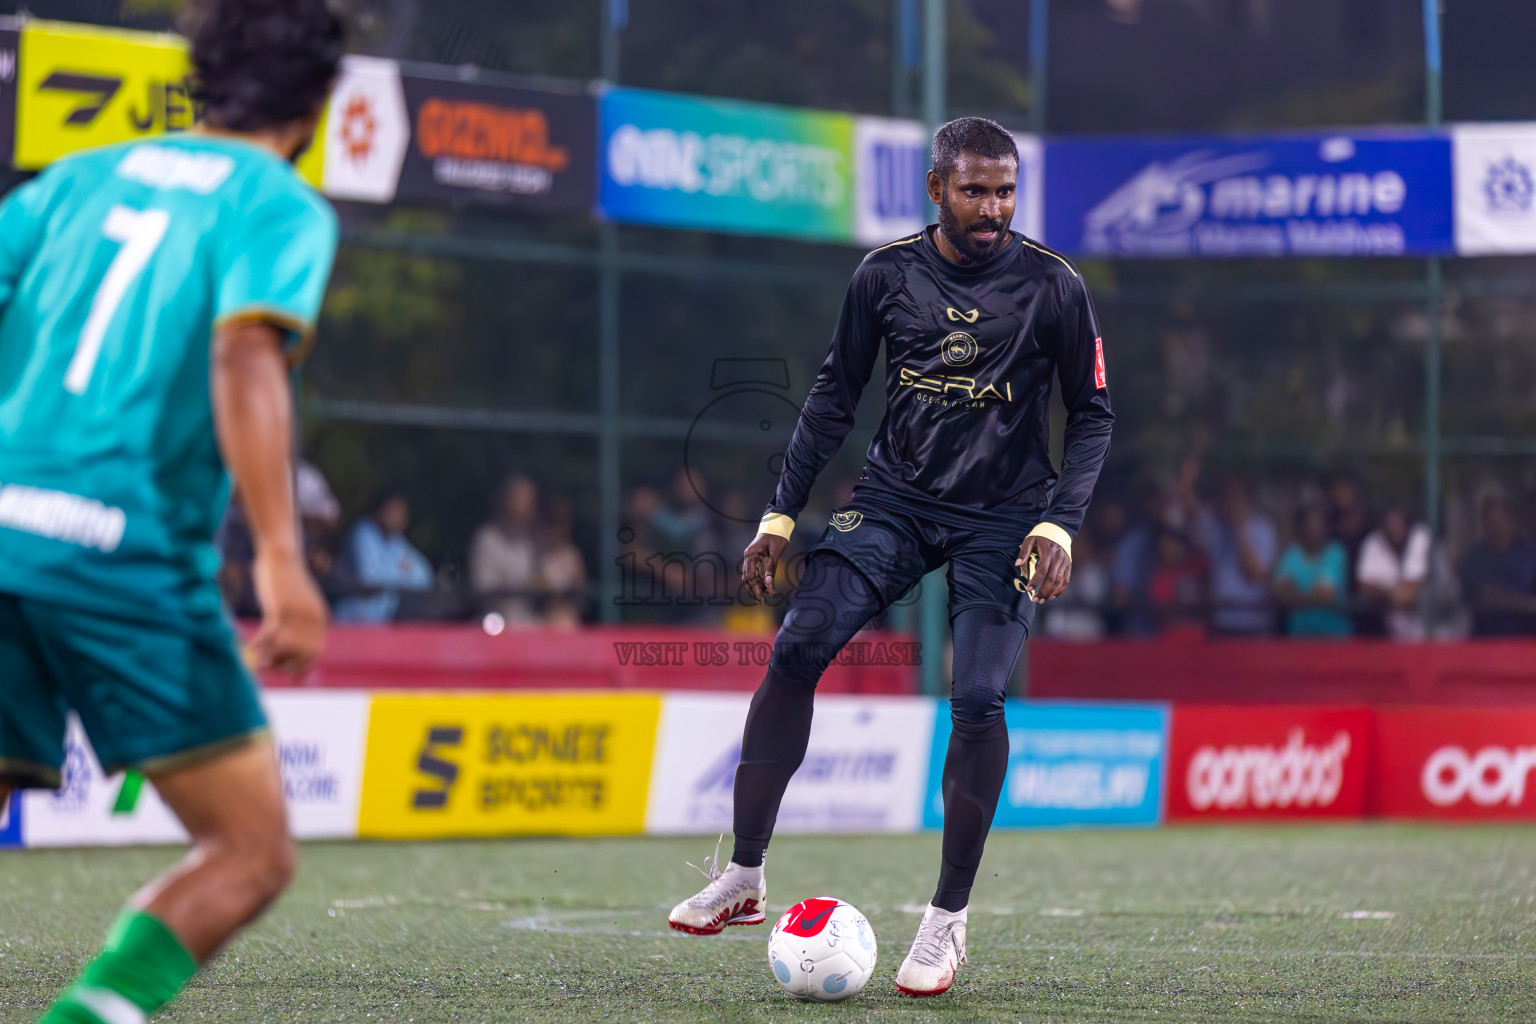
[64,205,170,395]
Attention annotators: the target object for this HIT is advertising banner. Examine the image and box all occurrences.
[20,694,370,846]
[924,701,1168,829]
[1373,707,1536,820]
[14,20,192,171]
[851,120,1044,248]
[645,694,935,835]
[358,693,661,839]
[1165,705,1372,821]
[1452,123,1536,255]
[397,71,596,213]
[0,785,22,848]
[264,691,371,839]
[321,56,409,204]
[600,87,855,242]
[1045,132,1453,257]
[0,18,18,167]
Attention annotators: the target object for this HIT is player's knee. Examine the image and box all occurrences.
[205,823,296,901]
[948,677,1007,732]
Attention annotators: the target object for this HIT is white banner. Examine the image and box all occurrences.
[21,692,369,847]
[322,55,410,204]
[853,119,1043,247]
[645,694,935,835]
[1453,123,1536,255]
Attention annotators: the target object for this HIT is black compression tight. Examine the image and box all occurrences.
[729,552,1027,914]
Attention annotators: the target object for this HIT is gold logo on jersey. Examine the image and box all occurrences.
[830,510,863,532]
[946,308,979,323]
[898,366,1013,403]
[941,331,979,367]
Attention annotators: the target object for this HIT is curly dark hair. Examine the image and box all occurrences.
[932,116,1019,180]
[185,0,345,132]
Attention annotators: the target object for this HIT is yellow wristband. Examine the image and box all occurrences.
[1026,521,1073,561]
[758,512,795,541]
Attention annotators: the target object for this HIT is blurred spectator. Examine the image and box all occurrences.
[1459,495,1536,636]
[469,476,541,627]
[1356,505,1432,640]
[1192,476,1278,636]
[539,493,588,628]
[654,467,714,555]
[1273,502,1351,637]
[1041,526,1109,640]
[1109,485,1167,635]
[297,459,342,600]
[1145,527,1206,634]
[1328,474,1371,569]
[333,490,434,623]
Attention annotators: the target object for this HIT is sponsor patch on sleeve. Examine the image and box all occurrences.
[1094,336,1107,389]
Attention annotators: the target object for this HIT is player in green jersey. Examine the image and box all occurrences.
[0,2,345,1021]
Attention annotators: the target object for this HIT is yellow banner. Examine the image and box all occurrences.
[13,19,325,186]
[358,693,662,839]
[15,21,190,170]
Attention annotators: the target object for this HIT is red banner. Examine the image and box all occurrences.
[1165,705,1373,821]
[1372,708,1536,820]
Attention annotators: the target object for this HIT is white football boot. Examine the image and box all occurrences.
[666,838,767,936]
[895,904,967,996]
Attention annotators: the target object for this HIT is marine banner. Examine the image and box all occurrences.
[358,693,661,839]
[600,87,855,242]
[1044,132,1453,257]
[924,701,1169,829]
[395,70,596,213]
[645,694,935,835]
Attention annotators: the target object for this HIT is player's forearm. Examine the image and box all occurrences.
[212,324,301,560]
[1042,408,1114,533]
[762,399,857,534]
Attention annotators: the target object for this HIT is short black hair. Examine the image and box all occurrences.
[186,0,345,132]
[932,117,1019,180]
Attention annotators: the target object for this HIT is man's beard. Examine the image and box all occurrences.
[937,192,1009,264]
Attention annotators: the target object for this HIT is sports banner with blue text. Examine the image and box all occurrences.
[925,701,1169,829]
[600,88,855,242]
[1045,133,1453,257]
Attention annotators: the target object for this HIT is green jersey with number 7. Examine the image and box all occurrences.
[0,134,337,623]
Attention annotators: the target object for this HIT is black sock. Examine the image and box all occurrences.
[730,669,815,867]
[932,714,1010,912]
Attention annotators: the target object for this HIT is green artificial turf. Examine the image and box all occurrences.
[1,827,1532,1023]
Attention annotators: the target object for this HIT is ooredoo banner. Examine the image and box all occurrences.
[357,693,661,839]
[645,694,935,835]
[397,70,596,213]
[1046,132,1453,257]
[1165,705,1372,821]
[924,701,1169,829]
[1372,707,1536,820]
[600,87,855,242]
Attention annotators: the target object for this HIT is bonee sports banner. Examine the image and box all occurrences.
[1046,132,1453,257]
[1165,705,1372,821]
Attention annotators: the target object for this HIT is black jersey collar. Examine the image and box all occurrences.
[918,225,1022,277]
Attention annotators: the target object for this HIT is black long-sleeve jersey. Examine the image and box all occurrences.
[766,227,1114,539]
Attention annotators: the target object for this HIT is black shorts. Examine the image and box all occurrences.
[807,504,1037,631]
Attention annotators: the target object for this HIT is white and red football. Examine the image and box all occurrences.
[766,897,877,1001]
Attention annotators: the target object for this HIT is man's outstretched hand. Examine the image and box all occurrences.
[1016,534,1072,603]
[741,533,790,604]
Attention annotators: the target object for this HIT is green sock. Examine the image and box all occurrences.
[40,909,198,1024]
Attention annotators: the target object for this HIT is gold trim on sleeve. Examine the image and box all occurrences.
[1026,521,1073,561]
[758,513,795,541]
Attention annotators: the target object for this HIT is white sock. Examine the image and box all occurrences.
[723,861,764,887]
[925,902,967,926]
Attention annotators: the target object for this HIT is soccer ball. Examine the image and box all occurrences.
[767,897,877,1001]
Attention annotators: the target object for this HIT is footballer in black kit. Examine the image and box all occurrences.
[667,117,1114,997]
